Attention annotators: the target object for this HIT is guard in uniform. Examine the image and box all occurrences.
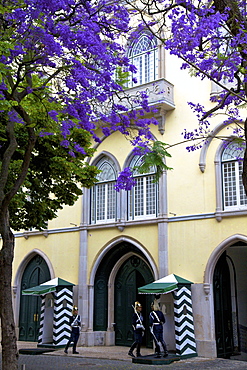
[149,300,168,358]
[64,306,81,354]
[128,301,145,357]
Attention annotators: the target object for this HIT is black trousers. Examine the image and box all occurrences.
[129,330,143,355]
[152,326,168,354]
[65,330,80,352]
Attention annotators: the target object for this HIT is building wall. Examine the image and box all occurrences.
[13,231,80,285]
[87,225,159,277]
[11,31,247,359]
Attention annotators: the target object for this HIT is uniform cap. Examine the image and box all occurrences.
[151,300,160,311]
[135,301,142,309]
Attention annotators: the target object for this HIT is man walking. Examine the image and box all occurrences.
[64,306,81,354]
[149,300,168,358]
[128,301,145,357]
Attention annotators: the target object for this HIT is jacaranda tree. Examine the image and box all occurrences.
[3,0,247,368]
[126,0,247,191]
[0,1,159,369]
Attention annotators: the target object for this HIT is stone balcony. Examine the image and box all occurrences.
[115,78,175,134]
[125,78,175,111]
[98,78,175,135]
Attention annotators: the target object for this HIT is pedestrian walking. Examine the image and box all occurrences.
[128,301,145,358]
[149,299,168,358]
[64,306,81,354]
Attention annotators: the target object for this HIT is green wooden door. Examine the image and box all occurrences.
[114,256,153,347]
[19,255,51,341]
[213,252,234,358]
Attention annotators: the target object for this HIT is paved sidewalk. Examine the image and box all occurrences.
[17,341,150,361]
[16,341,247,369]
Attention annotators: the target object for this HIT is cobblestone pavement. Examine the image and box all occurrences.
[13,354,247,370]
[1,342,247,369]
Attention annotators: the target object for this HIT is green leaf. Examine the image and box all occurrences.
[136,141,172,182]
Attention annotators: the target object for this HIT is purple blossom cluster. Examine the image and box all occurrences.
[148,0,247,152]
[4,0,247,190]
[115,167,136,191]
[1,0,157,163]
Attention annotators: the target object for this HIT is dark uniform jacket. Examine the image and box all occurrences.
[149,310,165,330]
[70,314,81,334]
[132,312,144,332]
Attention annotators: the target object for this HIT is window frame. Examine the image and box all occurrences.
[127,156,158,221]
[90,157,118,224]
[127,32,158,88]
[221,141,247,211]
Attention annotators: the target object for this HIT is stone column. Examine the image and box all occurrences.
[158,170,168,277]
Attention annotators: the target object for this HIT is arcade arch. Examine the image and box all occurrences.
[13,250,54,341]
[204,235,247,359]
[89,237,158,346]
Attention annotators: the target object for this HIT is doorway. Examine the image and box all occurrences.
[93,242,154,347]
[19,255,51,341]
[114,255,153,347]
[213,252,234,358]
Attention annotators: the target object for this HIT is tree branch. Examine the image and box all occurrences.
[0,119,17,204]
[0,99,37,212]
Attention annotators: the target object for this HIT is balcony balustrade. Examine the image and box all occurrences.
[124,78,175,111]
[96,78,175,135]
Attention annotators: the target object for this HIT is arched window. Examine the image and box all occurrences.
[90,157,117,224]
[128,33,158,88]
[222,141,247,209]
[127,156,158,220]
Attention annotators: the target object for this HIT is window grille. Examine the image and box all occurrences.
[128,33,158,88]
[128,156,158,220]
[222,141,247,209]
[91,157,117,223]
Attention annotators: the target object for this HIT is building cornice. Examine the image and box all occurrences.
[13,209,247,239]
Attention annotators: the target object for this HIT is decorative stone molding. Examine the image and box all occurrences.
[199,122,241,173]
[155,107,167,135]
[42,230,48,238]
[215,212,222,222]
[117,225,125,232]
[203,283,210,295]
[12,285,17,298]
[23,232,29,240]
[199,162,206,173]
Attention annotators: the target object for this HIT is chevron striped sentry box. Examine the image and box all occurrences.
[38,278,74,347]
[37,287,73,347]
[22,277,75,348]
[138,274,197,359]
[173,285,197,358]
[53,287,74,346]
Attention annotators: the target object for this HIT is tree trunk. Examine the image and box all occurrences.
[0,216,18,370]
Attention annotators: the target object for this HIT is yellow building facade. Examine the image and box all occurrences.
[12,29,247,360]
